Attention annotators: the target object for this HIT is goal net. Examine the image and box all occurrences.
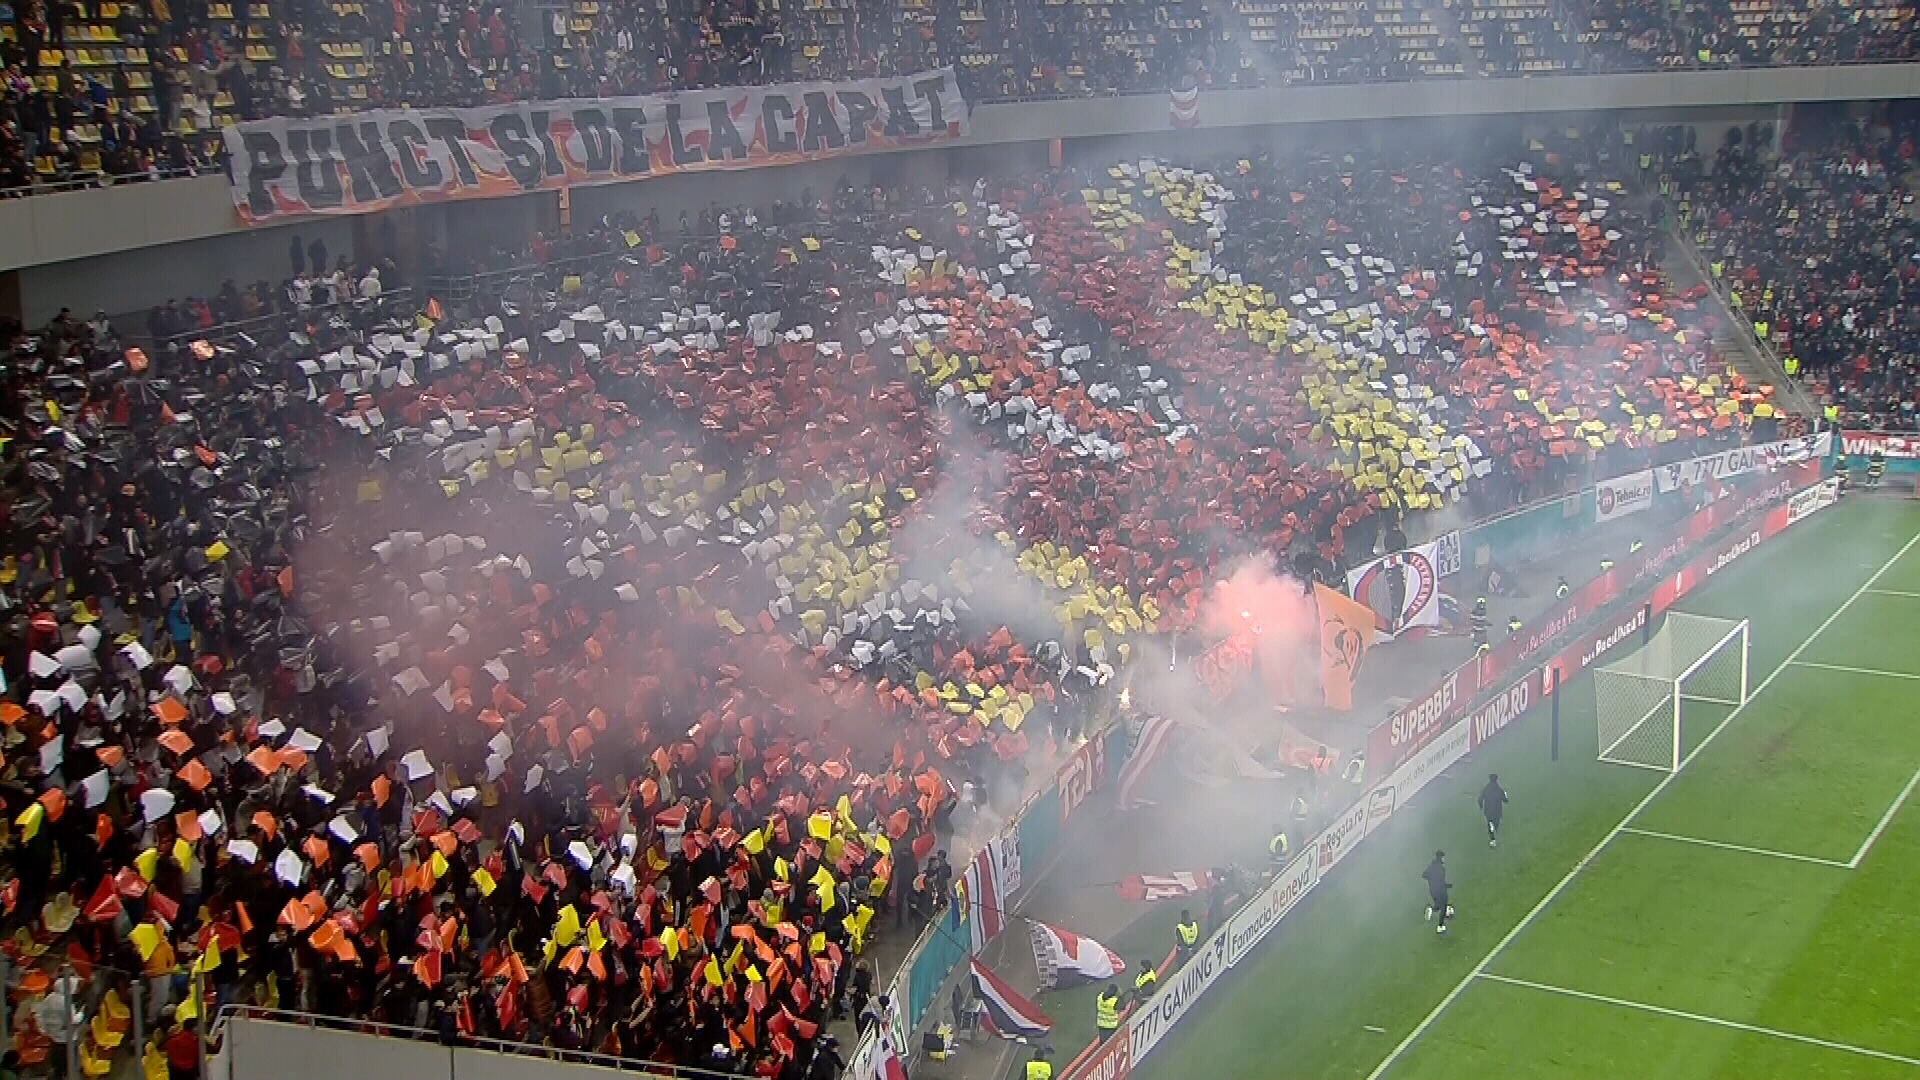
[1594,612,1749,771]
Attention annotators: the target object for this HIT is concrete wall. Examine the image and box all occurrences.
[966,63,1920,144]
[9,63,1919,324]
[18,216,359,326]
[10,150,956,325]
[221,1018,455,1080]
[214,1018,671,1080]
[569,148,956,230]
[0,175,241,271]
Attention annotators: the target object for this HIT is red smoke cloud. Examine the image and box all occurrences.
[1196,557,1318,704]
[1199,557,1316,644]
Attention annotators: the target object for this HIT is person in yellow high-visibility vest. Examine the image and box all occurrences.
[1174,909,1200,961]
[1134,963,1159,998]
[1095,985,1122,1041]
[1269,825,1291,866]
[1026,1047,1054,1080]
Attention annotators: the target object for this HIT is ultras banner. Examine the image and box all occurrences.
[222,68,969,224]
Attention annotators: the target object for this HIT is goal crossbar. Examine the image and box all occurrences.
[1595,613,1750,772]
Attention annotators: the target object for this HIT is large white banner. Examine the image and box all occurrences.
[1367,715,1474,837]
[1314,798,1372,876]
[1127,925,1233,1062]
[1788,478,1841,525]
[1595,468,1655,523]
[1653,432,1833,493]
[1345,540,1443,639]
[222,69,968,224]
[1433,529,1463,579]
[1840,431,1920,460]
[1225,850,1318,966]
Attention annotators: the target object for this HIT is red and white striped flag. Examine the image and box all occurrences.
[970,959,1052,1040]
[1117,714,1175,809]
[1117,871,1217,903]
[1030,921,1126,990]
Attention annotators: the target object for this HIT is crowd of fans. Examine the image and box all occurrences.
[0,125,1797,1079]
[1676,104,1920,431]
[3,0,1917,194]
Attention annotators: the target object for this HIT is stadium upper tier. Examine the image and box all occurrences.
[0,0,1914,195]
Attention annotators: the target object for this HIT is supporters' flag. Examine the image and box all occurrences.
[1116,871,1216,903]
[496,985,519,1032]
[1193,634,1254,701]
[969,959,1052,1040]
[1116,714,1175,810]
[1315,584,1374,711]
[83,876,123,924]
[876,1026,910,1080]
[848,988,911,1080]
[1029,920,1125,990]
[963,831,1022,954]
[1347,545,1444,639]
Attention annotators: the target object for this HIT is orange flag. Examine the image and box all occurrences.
[1314,584,1374,712]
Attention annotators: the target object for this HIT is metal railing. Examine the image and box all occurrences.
[135,288,419,352]
[0,163,223,200]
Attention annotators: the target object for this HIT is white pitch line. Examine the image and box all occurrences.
[1474,974,1920,1068]
[1866,588,1920,599]
[1851,767,1920,869]
[1598,757,1671,774]
[1363,525,1920,1080]
[1789,660,1920,681]
[1618,828,1851,868]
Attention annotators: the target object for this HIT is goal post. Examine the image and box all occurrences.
[1595,613,1749,771]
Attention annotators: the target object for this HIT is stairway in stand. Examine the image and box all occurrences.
[1663,224,1821,420]
[1420,0,1482,76]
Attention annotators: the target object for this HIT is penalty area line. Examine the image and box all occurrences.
[1851,766,1920,869]
[1788,660,1920,681]
[1474,974,1920,1068]
[1617,828,1850,868]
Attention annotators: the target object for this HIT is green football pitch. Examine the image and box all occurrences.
[1136,495,1920,1080]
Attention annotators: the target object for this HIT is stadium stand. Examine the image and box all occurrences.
[1569,0,1697,70]
[1463,0,1580,75]
[1218,0,1474,84]
[0,117,1802,1077]
[2,0,1918,195]
[1677,105,1920,432]
[1691,0,1917,66]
